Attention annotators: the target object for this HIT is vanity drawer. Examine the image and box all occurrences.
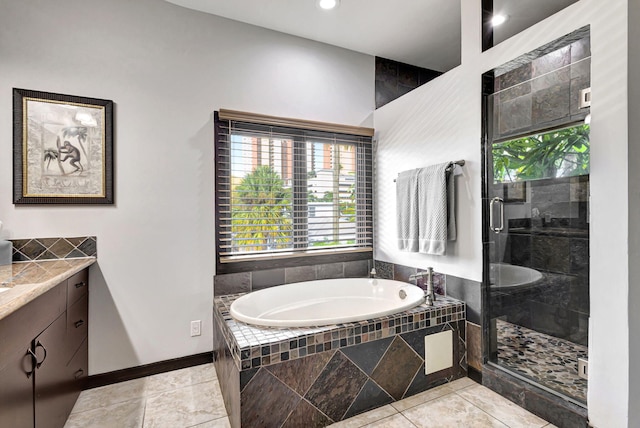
[66,269,88,307]
[66,337,88,394]
[66,293,88,362]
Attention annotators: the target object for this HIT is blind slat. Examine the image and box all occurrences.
[215,113,373,260]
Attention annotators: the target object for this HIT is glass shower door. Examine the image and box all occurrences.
[485,91,590,405]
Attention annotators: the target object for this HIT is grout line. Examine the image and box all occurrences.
[454,392,511,427]
[396,411,421,428]
[394,390,456,413]
[140,398,148,428]
[454,385,550,428]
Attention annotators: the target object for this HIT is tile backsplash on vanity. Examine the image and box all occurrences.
[10,236,97,262]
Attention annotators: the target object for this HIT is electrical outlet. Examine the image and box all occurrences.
[578,358,588,380]
[190,320,201,337]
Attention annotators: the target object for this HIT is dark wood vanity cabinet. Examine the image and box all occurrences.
[0,268,89,428]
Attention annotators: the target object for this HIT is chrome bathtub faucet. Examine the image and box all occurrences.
[409,267,436,306]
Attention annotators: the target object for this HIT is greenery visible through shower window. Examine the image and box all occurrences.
[493,124,590,183]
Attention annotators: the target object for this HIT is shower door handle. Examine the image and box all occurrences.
[490,197,504,233]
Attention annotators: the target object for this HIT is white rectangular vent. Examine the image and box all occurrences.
[425,330,453,375]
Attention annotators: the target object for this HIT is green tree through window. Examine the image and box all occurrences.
[231,165,292,252]
[493,124,590,183]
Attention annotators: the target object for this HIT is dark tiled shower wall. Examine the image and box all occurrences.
[493,34,590,140]
[9,236,97,261]
[492,176,590,346]
[375,57,442,109]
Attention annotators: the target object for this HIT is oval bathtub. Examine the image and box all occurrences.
[230,278,425,327]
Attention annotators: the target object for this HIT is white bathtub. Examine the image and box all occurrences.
[229,278,425,327]
[490,263,543,289]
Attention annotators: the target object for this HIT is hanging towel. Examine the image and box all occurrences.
[396,168,420,251]
[418,162,456,255]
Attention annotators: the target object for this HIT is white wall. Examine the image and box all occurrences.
[0,0,374,374]
[373,0,630,426]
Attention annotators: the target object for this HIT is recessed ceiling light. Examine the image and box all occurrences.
[491,14,508,26]
[317,0,339,10]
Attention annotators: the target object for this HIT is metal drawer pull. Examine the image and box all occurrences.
[75,281,86,289]
[74,320,85,328]
[74,369,84,379]
[33,341,47,369]
[25,349,37,378]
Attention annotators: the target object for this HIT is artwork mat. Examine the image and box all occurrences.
[13,88,114,204]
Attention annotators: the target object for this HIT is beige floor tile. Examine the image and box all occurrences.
[64,399,145,428]
[71,363,217,415]
[142,381,227,428]
[457,385,548,428]
[144,363,218,396]
[71,378,149,413]
[391,383,456,412]
[329,404,398,427]
[448,376,478,391]
[366,413,418,427]
[187,416,232,427]
[402,394,508,428]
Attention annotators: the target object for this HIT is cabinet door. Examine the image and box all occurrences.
[0,347,35,428]
[34,312,70,428]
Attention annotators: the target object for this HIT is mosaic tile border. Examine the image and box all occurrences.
[10,236,97,262]
[214,293,465,372]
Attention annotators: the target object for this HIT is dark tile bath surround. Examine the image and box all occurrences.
[213,259,478,427]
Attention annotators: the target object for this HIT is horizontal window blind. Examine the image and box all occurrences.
[216,112,373,263]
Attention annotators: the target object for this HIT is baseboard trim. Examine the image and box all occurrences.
[85,352,213,390]
[467,365,483,384]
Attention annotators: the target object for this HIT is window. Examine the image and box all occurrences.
[215,110,373,272]
[492,123,590,183]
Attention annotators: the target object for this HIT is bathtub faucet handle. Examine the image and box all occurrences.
[369,268,377,279]
[424,267,435,306]
[409,268,436,306]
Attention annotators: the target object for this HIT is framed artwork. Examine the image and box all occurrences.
[13,88,114,204]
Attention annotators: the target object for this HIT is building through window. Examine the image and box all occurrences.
[215,111,373,272]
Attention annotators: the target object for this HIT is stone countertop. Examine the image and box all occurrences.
[0,257,96,321]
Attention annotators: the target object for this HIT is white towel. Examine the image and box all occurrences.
[418,163,452,255]
[396,169,420,252]
[396,162,456,255]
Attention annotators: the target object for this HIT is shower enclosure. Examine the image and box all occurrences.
[482,30,591,407]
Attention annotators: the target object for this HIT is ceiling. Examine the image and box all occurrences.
[164,0,462,72]
[164,0,579,73]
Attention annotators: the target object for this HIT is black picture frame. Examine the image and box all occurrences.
[13,88,114,204]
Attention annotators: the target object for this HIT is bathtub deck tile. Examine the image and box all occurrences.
[214,294,465,372]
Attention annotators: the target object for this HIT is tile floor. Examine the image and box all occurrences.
[65,363,557,428]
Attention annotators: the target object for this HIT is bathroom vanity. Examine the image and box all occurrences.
[0,258,95,428]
